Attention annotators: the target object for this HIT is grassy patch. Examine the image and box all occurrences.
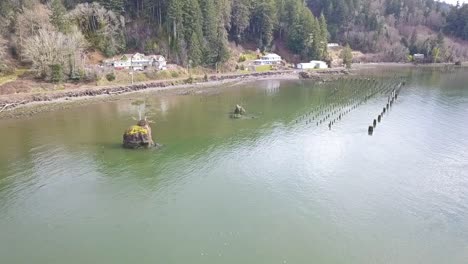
[240,51,258,61]
[255,65,272,72]
[0,69,27,86]
[145,70,188,80]
[96,69,189,86]
[97,71,150,86]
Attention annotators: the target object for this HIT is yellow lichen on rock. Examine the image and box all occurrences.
[125,125,148,136]
[123,120,155,149]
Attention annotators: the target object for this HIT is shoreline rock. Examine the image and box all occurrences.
[298,69,349,80]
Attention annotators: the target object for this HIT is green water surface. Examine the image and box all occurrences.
[0,67,467,263]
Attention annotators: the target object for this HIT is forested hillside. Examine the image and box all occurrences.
[307,0,468,62]
[1,0,468,81]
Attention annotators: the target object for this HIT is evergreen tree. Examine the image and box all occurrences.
[200,0,217,65]
[409,30,418,54]
[98,0,124,14]
[251,0,277,49]
[286,1,326,61]
[311,16,321,59]
[182,0,204,66]
[188,32,202,66]
[341,43,353,68]
[200,0,217,42]
[50,0,69,33]
[213,21,230,65]
[168,0,183,41]
[231,0,251,43]
[318,12,329,60]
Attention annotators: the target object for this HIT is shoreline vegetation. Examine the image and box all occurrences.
[0,63,460,119]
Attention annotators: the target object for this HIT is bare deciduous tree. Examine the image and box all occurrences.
[23,26,87,79]
[69,3,125,56]
[15,4,52,60]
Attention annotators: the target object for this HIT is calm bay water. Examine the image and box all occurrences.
[0,67,468,263]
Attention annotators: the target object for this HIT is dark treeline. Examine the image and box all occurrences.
[1,0,468,80]
[446,2,468,40]
[306,0,462,62]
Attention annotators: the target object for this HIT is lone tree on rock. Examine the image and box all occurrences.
[122,99,156,149]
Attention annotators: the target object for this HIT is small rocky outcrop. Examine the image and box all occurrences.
[231,104,246,118]
[122,119,154,149]
[234,104,246,115]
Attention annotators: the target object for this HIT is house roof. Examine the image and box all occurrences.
[262,53,281,58]
[111,53,166,63]
[147,55,166,60]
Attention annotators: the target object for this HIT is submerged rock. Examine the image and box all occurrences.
[231,104,246,118]
[234,104,246,115]
[122,119,155,149]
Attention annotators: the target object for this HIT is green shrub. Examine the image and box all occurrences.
[70,71,81,81]
[106,72,116,81]
[238,55,246,62]
[184,76,194,84]
[407,55,414,62]
[171,71,179,78]
[49,64,64,83]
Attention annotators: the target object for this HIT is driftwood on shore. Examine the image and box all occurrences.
[0,100,26,113]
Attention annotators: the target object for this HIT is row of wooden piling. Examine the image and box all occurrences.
[292,77,406,130]
[368,82,404,135]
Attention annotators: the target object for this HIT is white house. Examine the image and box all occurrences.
[147,55,167,70]
[114,55,132,69]
[130,53,147,71]
[327,43,340,48]
[253,53,282,65]
[111,53,167,71]
[297,60,328,69]
[413,53,425,61]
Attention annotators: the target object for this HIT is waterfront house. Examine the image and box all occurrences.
[110,53,167,71]
[130,53,147,71]
[413,53,425,62]
[253,53,282,65]
[113,54,133,70]
[147,55,167,70]
[297,60,328,69]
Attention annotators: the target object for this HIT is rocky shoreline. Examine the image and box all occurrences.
[0,68,356,119]
[0,71,294,110]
